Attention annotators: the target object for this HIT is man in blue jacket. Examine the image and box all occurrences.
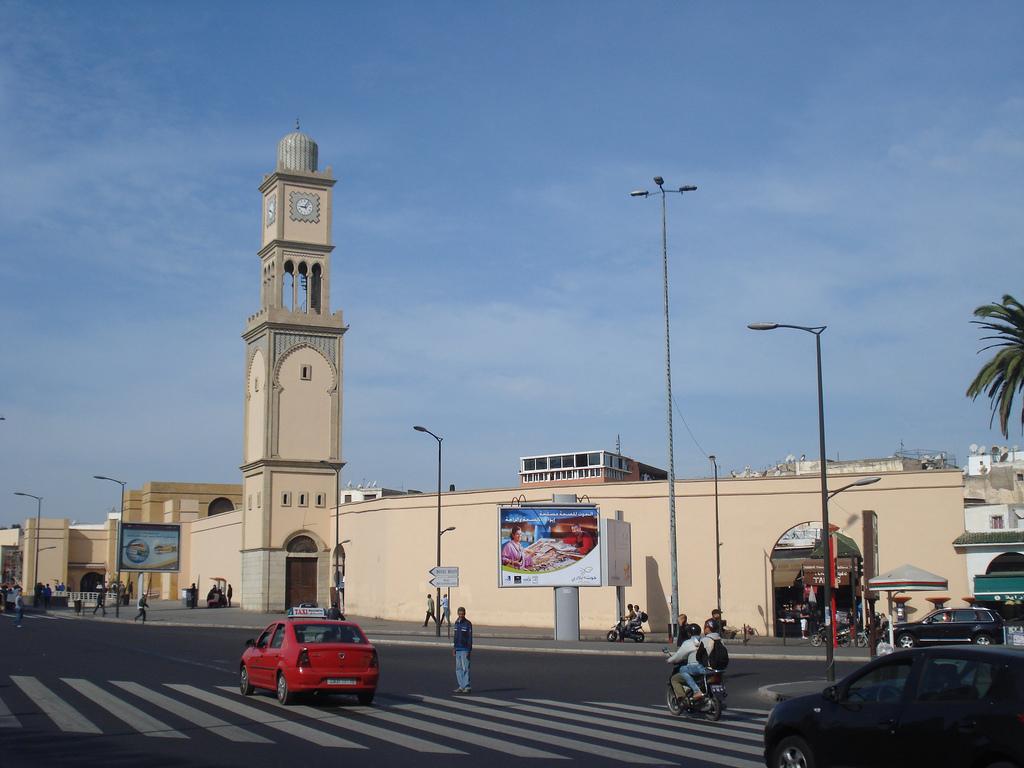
[453,606,473,694]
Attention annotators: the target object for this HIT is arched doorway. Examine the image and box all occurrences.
[80,572,104,592]
[770,522,862,638]
[285,534,319,609]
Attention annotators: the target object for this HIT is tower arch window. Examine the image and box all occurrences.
[298,261,309,313]
[311,263,322,313]
[298,493,308,507]
[281,491,291,507]
[282,260,295,310]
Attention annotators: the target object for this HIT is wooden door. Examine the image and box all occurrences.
[285,558,317,608]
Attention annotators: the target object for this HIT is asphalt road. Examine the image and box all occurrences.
[0,612,865,767]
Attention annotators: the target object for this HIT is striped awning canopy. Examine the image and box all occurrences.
[868,563,948,592]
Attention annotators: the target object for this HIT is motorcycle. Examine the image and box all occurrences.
[663,650,726,721]
[606,618,645,643]
[809,625,868,648]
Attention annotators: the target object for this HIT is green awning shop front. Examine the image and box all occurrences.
[974,573,1024,602]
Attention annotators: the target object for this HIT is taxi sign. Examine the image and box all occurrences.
[287,606,327,618]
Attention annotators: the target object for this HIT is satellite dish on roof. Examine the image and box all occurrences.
[969,443,978,455]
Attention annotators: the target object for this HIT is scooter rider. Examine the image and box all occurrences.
[666,623,708,700]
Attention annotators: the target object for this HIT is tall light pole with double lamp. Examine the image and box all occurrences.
[748,321,844,679]
[414,425,444,638]
[319,460,345,618]
[708,455,722,613]
[631,177,697,641]
[93,475,127,617]
[13,492,42,601]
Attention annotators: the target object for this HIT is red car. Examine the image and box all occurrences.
[239,608,379,705]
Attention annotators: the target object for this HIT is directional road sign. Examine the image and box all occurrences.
[430,566,459,588]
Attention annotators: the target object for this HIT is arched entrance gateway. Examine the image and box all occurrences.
[770,522,863,638]
[284,534,320,609]
[79,572,104,592]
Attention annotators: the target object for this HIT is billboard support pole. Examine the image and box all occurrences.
[552,494,581,642]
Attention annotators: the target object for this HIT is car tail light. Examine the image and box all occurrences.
[369,650,379,669]
[298,647,311,668]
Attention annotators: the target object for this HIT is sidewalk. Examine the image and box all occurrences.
[50,600,875,661]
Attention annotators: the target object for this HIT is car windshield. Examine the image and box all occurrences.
[292,624,365,644]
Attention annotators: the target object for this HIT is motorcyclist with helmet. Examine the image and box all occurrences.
[665,623,712,701]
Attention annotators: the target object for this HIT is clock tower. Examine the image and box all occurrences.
[240,128,346,612]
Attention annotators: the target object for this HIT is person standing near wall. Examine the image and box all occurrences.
[423,593,437,627]
[227,583,233,608]
[453,606,473,694]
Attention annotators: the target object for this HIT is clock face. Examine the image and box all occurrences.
[266,196,276,226]
[288,190,320,222]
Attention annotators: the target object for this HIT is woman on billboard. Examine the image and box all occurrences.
[501,524,533,570]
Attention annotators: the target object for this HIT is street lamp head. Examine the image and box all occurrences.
[853,476,882,488]
[413,425,427,433]
[442,526,456,534]
[747,322,779,331]
[340,539,352,545]
[708,454,716,462]
[629,190,649,197]
[653,176,664,186]
[679,185,697,192]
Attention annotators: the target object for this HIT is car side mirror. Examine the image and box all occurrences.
[245,638,256,648]
[822,685,839,702]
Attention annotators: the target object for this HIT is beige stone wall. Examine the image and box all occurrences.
[179,509,243,602]
[336,469,967,633]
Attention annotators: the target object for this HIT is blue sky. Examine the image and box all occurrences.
[2,2,1023,526]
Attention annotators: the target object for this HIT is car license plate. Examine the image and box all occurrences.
[326,678,357,685]
[710,685,725,694]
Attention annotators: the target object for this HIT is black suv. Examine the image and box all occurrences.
[893,607,1003,648]
[764,646,1024,768]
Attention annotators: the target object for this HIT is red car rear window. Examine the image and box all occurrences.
[292,624,365,644]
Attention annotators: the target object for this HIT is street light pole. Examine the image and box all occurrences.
[319,460,344,617]
[748,321,841,680]
[709,455,722,613]
[631,178,697,641]
[414,425,444,638]
[13,492,42,600]
[93,475,127,617]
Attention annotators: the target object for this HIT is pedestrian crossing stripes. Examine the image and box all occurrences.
[0,674,767,766]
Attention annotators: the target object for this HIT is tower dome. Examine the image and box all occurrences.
[277,126,318,173]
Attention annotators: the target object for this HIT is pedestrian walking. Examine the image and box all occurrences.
[440,593,451,626]
[423,593,437,627]
[92,583,107,616]
[227,583,233,608]
[188,583,198,609]
[43,583,52,611]
[453,606,473,694]
[134,593,147,623]
[14,588,24,628]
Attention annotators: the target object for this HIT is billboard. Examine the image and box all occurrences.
[119,523,181,572]
[499,505,601,587]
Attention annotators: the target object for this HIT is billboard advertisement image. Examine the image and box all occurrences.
[119,523,181,572]
[499,505,601,587]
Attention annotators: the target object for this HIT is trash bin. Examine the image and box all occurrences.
[74,599,83,615]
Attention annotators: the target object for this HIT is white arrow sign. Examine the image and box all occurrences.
[430,566,459,587]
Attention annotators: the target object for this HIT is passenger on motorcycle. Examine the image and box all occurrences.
[665,623,710,701]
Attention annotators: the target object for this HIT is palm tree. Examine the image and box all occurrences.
[966,294,1024,437]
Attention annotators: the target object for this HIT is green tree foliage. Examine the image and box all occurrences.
[966,294,1024,437]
